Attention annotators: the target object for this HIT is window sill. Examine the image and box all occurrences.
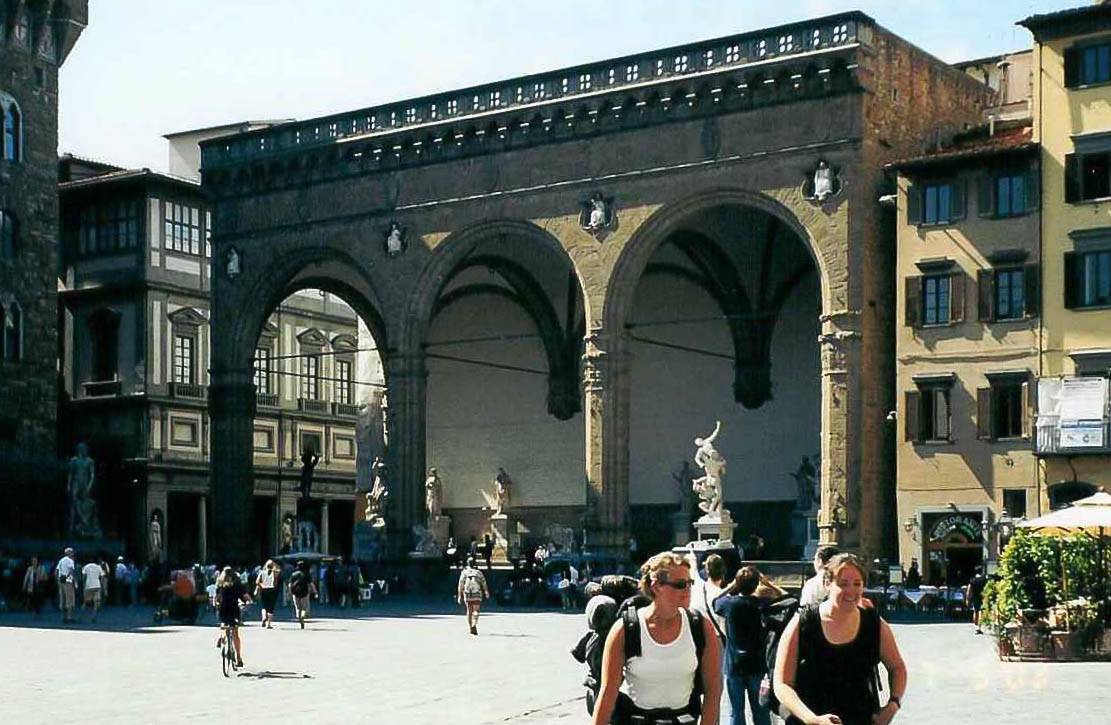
[1069,196,1111,207]
[1069,303,1111,312]
[917,322,957,329]
[916,222,955,229]
[1069,80,1111,92]
[913,440,953,446]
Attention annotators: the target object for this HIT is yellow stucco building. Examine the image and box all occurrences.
[1021,4,1111,510]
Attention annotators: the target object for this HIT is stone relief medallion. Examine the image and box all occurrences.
[579,192,617,240]
[384,221,408,257]
[225,246,241,279]
[802,159,844,206]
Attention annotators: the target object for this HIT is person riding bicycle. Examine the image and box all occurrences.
[215,566,252,667]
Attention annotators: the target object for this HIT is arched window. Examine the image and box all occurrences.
[0,210,16,260]
[2,96,21,162]
[2,300,21,361]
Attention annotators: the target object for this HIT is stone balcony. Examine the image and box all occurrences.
[201,11,871,180]
[170,381,206,400]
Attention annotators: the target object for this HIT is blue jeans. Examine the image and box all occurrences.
[725,669,771,725]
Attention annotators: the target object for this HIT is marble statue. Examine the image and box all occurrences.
[790,454,820,512]
[148,511,163,562]
[281,514,294,553]
[411,523,439,554]
[385,222,405,257]
[494,467,512,516]
[813,161,834,202]
[226,247,240,278]
[67,442,102,538]
[425,467,442,521]
[366,472,389,528]
[582,192,613,236]
[692,421,725,517]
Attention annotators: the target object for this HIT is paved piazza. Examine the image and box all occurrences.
[0,601,1106,723]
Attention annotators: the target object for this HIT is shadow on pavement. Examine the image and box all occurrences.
[237,670,314,680]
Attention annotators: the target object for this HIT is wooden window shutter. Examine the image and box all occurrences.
[1064,46,1080,88]
[1024,264,1040,317]
[905,276,921,326]
[1065,153,1080,203]
[977,387,994,439]
[977,269,995,321]
[1024,164,1040,212]
[950,272,966,323]
[977,172,994,218]
[905,390,921,442]
[1064,252,1079,309]
[1022,379,1034,440]
[950,179,966,221]
[906,184,922,225]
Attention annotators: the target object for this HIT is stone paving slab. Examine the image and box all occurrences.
[0,603,1106,723]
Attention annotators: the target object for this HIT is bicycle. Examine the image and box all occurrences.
[220,623,240,677]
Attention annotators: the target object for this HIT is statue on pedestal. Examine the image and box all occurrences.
[692,421,726,518]
[425,467,443,521]
[148,510,163,562]
[300,448,320,500]
[813,160,834,202]
[493,467,512,516]
[790,454,820,512]
[672,460,697,517]
[366,475,389,528]
[67,443,102,538]
[280,514,294,554]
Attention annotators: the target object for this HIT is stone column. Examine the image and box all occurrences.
[383,353,427,545]
[582,330,631,555]
[209,366,256,564]
[198,495,207,563]
[817,311,861,552]
[321,499,330,555]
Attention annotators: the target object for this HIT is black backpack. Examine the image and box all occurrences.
[756,594,800,713]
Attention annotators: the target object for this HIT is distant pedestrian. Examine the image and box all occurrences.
[289,559,317,629]
[115,557,129,605]
[82,558,106,622]
[127,562,139,606]
[714,566,775,725]
[255,559,279,628]
[773,554,907,725]
[482,535,494,570]
[457,556,489,635]
[904,559,921,590]
[799,545,839,607]
[966,566,988,635]
[56,548,76,624]
[22,557,46,617]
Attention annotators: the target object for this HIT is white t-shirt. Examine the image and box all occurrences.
[689,572,727,635]
[82,563,104,591]
[116,562,128,580]
[622,608,698,710]
[800,573,828,606]
[258,569,276,589]
[56,556,75,583]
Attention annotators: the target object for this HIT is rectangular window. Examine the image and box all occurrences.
[923,274,951,325]
[336,359,352,405]
[992,381,1024,438]
[994,268,1026,320]
[995,173,1025,217]
[164,203,200,254]
[254,347,271,394]
[1003,489,1027,519]
[915,386,951,442]
[923,183,952,225]
[173,335,194,384]
[1082,153,1111,200]
[301,354,319,400]
[1077,43,1111,86]
[1080,250,1111,307]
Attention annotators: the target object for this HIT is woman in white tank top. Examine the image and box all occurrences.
[591,551,722,725]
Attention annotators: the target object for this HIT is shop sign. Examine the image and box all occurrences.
[928,514,982,542]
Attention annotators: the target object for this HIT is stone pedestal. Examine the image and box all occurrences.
[489,514,516,564]
[791,508,819,560]
[670,511,693,546]
[428,514,451,553]
[694,510,736,544]
[353,521,386,563]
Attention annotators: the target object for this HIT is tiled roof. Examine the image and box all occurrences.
[887,122,1036,171]
[57,168,200,190]
[1018,3,1111,38]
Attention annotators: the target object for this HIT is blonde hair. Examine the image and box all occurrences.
[217,566,238,589]
[638,551,690,599]
[823,553,868,586]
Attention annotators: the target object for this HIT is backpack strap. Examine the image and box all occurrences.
[622,606,641,661]
[687,608,706,663]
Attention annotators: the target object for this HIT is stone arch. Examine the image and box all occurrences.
[604,188,831,333]
[402,218,593,356]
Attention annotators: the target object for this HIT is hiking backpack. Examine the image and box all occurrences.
[462,569,484,598]
[755,594,800,713]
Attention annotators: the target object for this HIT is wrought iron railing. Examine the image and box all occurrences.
[170,382,206,400]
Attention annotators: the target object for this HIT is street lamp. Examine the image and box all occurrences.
[982,509,1015,558]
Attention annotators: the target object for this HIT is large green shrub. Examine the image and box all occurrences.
[982,531,1106,635]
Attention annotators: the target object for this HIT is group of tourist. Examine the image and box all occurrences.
[575,545,908,725]
[14,548,145,623]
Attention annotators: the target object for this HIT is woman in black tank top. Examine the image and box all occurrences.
[772,554,908,725]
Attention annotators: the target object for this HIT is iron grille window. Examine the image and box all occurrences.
[336,359,352,405]
[301,354,319,400]
[254,347,271,394]
[173,335,194,384]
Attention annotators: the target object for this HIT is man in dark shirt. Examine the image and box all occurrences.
[713,566,772,725]
[966,565,989,634]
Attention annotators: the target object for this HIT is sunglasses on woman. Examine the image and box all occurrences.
[657,578,692,590]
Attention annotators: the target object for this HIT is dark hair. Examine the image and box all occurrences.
[297,559,308,572]
[736,565,760,596]
[815,545,840,566]
[705,553,726,583]
[466,556,477,567]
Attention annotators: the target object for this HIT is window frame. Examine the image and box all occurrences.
[907,177,965,227]
[993,267,1026,321]
[977,373,1032,441]
[254,346,272,395]
[922,274,952,325]
[335,358,353,406]
[2,95,21,163]
[173,333,196,385]
[906,380,954,444]
[1002,489,1028,520]
[0,209,17,261]
[1066,39,1111,88]
[300,353,320,401]
[1066,248,1111,309]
